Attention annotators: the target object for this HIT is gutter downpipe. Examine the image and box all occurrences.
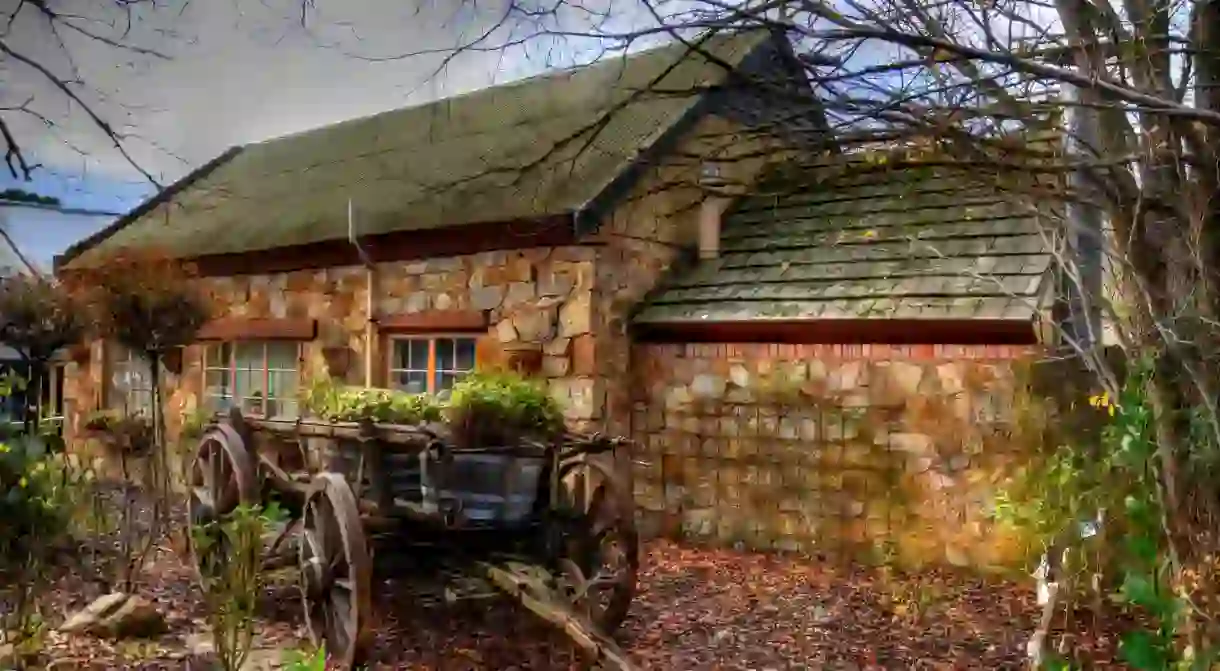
[348,199,377,389]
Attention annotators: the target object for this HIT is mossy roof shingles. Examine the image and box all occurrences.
[635,164,1056,324]
[68,31,769,267]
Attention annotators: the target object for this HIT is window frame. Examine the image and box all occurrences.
[385,333,478,395]
[202,340,303,419]
[110,345,154,417]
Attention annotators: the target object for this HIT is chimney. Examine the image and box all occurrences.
[698,161,730,260]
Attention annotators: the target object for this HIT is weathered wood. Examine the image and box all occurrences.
[196,317,317,341]
[299,473,373,670]
[247,417,434,449]
[480,561,638,671]
[378,309,488,333]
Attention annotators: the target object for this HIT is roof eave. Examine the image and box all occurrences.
[54,145,246,273]
[632,317,1042,345]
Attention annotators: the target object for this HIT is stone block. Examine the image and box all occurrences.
[558,292,592,337]
[691,373,726,400]
[504,281,537,308]
[542,355,570,378]
[539,272,575,297]
[511,307,556,343]
[494,319,518,344]
[572,335,596,375]
[544,337,571,356]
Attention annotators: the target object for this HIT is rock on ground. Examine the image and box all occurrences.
[60,592,168,639]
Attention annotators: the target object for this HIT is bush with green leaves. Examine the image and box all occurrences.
[996,364,1218,670]
[0,435,69,566]
[192,503,286,671]
[445,371,564,447]
[302,377,443,424]
[301,372,564,448]
[281,645,327,671]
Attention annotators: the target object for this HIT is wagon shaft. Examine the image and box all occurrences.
[481,561,638,671]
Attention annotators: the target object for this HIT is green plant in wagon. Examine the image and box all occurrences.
[445,372,564,447]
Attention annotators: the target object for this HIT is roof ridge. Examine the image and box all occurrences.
[250,30,752,149]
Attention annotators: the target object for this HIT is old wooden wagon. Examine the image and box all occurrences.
[187,406,640,669]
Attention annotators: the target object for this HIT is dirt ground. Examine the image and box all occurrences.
[12,538,1132,670]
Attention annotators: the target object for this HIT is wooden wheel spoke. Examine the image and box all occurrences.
[553,458,640,634]
[298,472,371,671]
[187,423,257,584]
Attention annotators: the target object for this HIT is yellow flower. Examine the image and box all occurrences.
[18,477,27,488]
[0,443,9,453]
[1088,392,1117,416]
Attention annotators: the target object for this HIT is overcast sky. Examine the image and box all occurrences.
[8,1,604,183]
[1,0,636,263]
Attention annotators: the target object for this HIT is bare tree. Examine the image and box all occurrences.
[0,0,176,186]
[295,0,1220,662]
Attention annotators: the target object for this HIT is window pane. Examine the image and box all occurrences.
[268,371,298,400]
[205,394,235,413]
[392,340,430,371]
[455,338,476,371]
[133,390,153,415]
[394,371,428,394]
[435,371,459,392]
[267,343,297,371]
[235,342,263,370]
[235,368,265,400]
[204,369,229,394]
[206,343,231,369]
[435,338,455,372]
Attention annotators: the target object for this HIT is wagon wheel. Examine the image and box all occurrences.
[188,424,258,577]
[299,472,372,670]
[553,457,640,633]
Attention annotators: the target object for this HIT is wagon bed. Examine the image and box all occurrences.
[188,408,640,670]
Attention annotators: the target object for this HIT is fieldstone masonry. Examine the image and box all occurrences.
[631,342,1037,569]
[64,246,601,449]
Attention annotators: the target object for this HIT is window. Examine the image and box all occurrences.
[203,341,301,418]
[111,347,153,416]
[388,336,476,394]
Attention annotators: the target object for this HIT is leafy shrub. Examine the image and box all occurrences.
[281,645,327,671]
[83,410,154,456]
[0,435,69,565]
[446,371,564,447]
[300,372,565,447]
[301,377,443,424]
[193,503,286,671]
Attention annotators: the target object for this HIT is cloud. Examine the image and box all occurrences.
[2,0,589,183]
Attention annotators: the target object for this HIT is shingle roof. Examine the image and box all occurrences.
[634,162,1056,324]
[65,30,772,268]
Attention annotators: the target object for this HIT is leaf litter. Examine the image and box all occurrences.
[10,539,1132,669]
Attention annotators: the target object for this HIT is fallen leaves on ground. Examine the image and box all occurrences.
[7,539,1132,669]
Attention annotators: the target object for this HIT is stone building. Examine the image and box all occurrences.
[55,29,1064,568]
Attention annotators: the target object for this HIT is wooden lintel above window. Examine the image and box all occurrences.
[377,310,488,334]
[196,318,317,342]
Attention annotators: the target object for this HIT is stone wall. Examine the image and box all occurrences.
[630,342,1039,569]
[64,246,599,450]
[592,114,782,438]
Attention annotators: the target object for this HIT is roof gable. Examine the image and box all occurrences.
[63,30,781,269]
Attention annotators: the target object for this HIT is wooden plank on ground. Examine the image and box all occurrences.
[479,561,637,671]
